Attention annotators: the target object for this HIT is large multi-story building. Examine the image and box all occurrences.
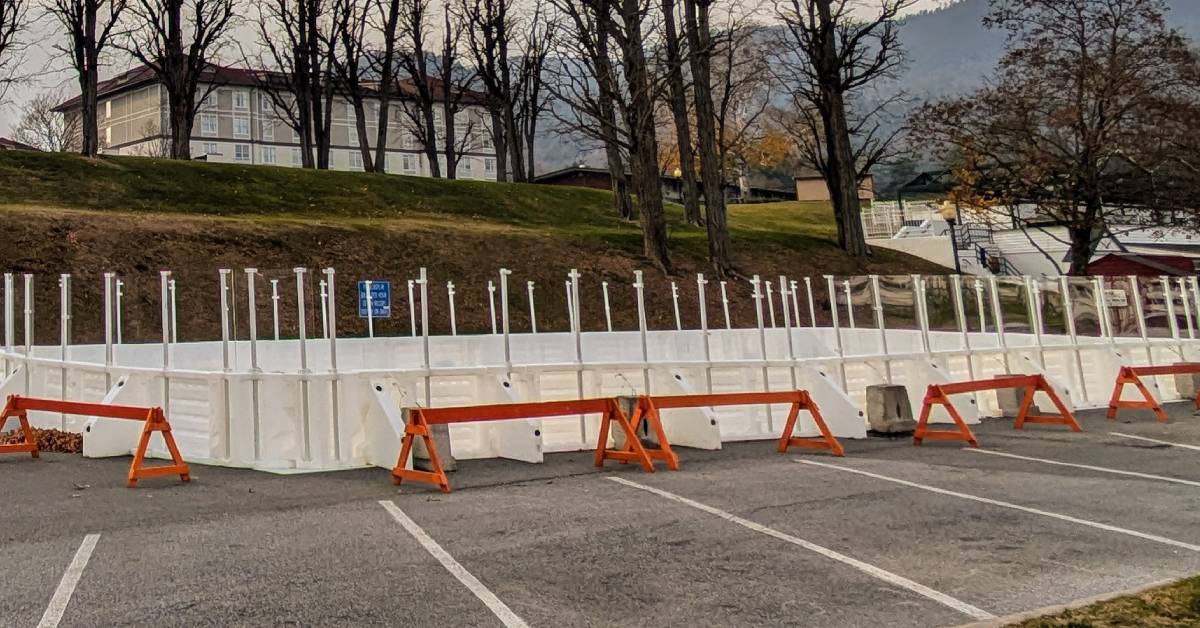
[52,63,499,179]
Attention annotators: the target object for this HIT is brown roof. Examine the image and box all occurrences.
[53,62,487,112]
[0,137,39,151]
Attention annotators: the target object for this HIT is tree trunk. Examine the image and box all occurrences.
[664,0,702,226]
[683,0,733,275]
[167,86,191,159]
[504,105,525,182]
[490,110,507,181]
[351,98,373,171]
[423,103,440,177]
[821,90,869,257]
[444,101,457,179]
[373,0,400,173]
[79,68,99,157]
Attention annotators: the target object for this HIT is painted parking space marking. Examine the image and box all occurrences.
[799,460,1200,553]
[1109,432,1200,452]
[38,533,100,628]
[379,500,529,628]
[606,476,995,621]
[966,448,1200,488]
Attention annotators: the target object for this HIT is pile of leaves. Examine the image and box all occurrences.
[0,428,83,453]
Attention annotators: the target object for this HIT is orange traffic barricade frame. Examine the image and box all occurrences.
[629,390,843,459]
[0,394,190,487]
[1106,364,1200,423]
[914,375,1080,447]
[392,397,667,493]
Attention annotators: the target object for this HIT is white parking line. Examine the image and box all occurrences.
[966,448,1200,488]
[1109,432,1200,452]
[799,460,1200,553]
[38,533,100,628]
[379,500,529,628]
[606,476,994,621]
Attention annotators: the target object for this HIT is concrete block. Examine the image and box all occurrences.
[405,409,457,472]
[995,375,1040,417]
[1172,365,1200,399]
[866,384,916,434]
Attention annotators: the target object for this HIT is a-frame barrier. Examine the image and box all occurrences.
[1107,364,1200,423]
[915,375,1081,447]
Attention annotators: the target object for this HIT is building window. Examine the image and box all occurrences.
[457,159,472,178]
[203,142,218,155]
[234,144,251,162]
[233,116,250,139]
[401,131,414,149]
[259,93,272,114]
[480,131,493,150]
[261,123,273,142]
[261,146,276,164]
[104,127,111,145]
[484,157,496,177]
[233,90,249,110]
[349,151,363,171]
[291,148,302,166]
[200,113,218,137]
[401,153,416,173]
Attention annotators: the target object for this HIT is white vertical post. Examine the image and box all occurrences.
[1178,278,1195,340]
[1095,276,1113,342]
[843,280,855,329]
[499,269,512,371]
[1025,276,1046,369]
[780,276,798,390]
[22,274,31,395]
[218,269,232,456]
[1161,276,1181,355]
[294,267,311,461]
[3,273,12,376]
[447,281,458,336]
[487,280,497,334]
[1060,276,1088,402]
[719,281,731,329]
[419,268,431,405]
[789,280,801,329]
[601,281,613,332]
[634,271,650,392]
[319,279,329,339]
[270,279,280,341]
[912,275,931,354]
[871,275,892,383]
[765,281,777,328]
[527,281,537,333]
[114,278,123,344]
[324,267,340,461]
[697,273,713,393]
[102,273,113,386]
[987,276,1010,372]
[1129,275,1152,364]
[974,279,986,332]
[671,281,682,330]
[804,277,816,328]
[564,281,574,333]
[569,269,585,442]
[1190,277,1200,340]
[951,274,974,384]
[168,278,178,344]
[408,279,417,336]
[58,274,70,427]
[364,279,375,339]
[824,275,848,389]
[159,271,172,414]
[245,268,261,461]
[752,276,773,430]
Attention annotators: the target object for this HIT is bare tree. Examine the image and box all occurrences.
[714,21,772,201]
[244,0,336,169]
[123,0,238,160]
[47,0,125,157]
[461,0,531,180]
[774,0,915,258]
[369,0,402,172]
[0,0,26,104]
[12,90,79,151]
[513,0,556,180]
[661,0,702,225]
[397,0,441,176]
[438,5,478,178]
[914,0,1200,274]
[329,0,374,171]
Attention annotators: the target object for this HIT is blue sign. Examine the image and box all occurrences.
[357,280,391,318]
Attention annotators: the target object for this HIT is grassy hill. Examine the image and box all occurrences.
[0,151,946,342]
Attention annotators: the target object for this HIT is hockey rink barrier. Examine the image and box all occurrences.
[1107,364,1200,422]
[0,395,190,487]
[914,375,1081,447]
[1,269,1198,473]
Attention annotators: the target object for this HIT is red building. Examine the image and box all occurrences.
[1087,252,1200,277]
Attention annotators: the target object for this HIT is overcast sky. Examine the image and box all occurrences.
[0,0,949,136]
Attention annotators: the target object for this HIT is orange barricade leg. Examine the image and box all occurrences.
[776,394,844,457]
[0,397,38,458]
[621,400,680,470]
[391,410,451,493]
[127,408,191,487]
[1107,368,1168,423]
[1015,376,1081,431]
[913,385,979,447]
[594,400,657,472]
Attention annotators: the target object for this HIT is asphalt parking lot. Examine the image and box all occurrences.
[4,402,1200,627]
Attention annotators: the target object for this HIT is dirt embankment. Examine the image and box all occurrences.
[0,206,946,343]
